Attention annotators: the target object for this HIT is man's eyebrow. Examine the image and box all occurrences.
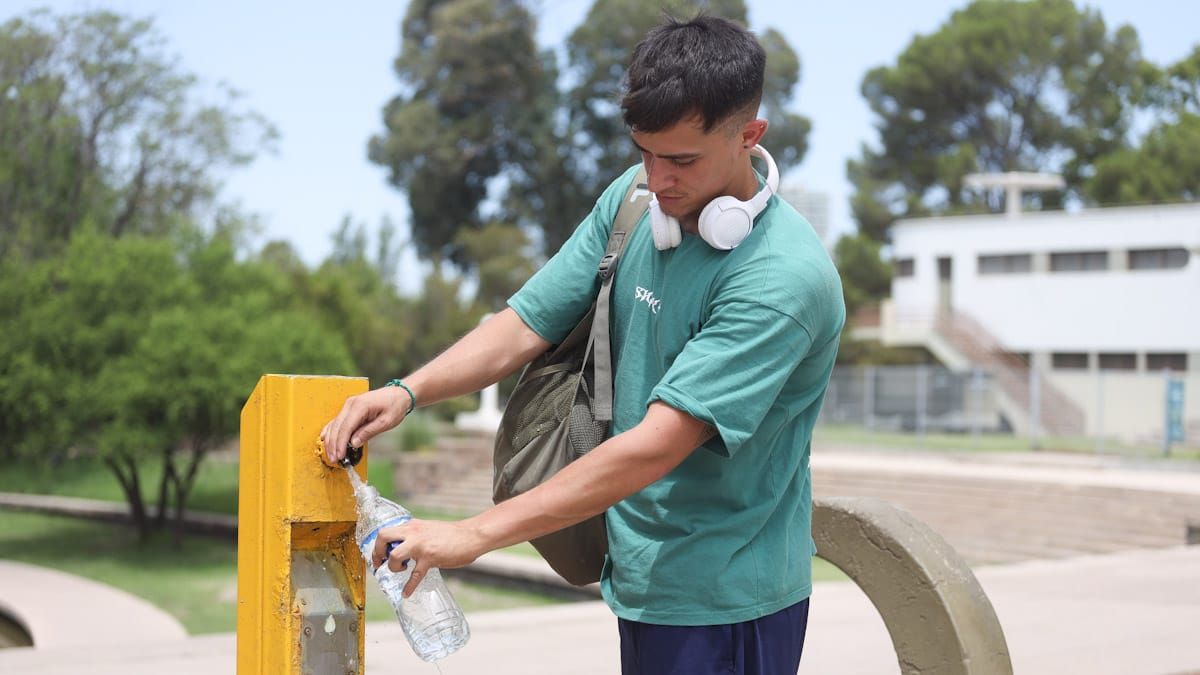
[630,137,701,161]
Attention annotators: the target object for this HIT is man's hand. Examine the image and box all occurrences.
[371,519,486,597]
[318,309,551,466]
[320,386,411,465]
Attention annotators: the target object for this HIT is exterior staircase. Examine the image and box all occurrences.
[932,311,1086,437]
[393,433,495,516]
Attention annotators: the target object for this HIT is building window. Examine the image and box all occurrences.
[1050,251,1109,272]
[895,258,915,277]
[1052,353,1089,370]
[1098,353,1137,371]
[978,253,1033,275]
[1129,248,1189,270]
[1146,353,1188,372]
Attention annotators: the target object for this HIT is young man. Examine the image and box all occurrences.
[322,15,844,675]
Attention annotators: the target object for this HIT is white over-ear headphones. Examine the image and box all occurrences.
[649,144,780,251]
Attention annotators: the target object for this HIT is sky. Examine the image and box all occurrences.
[5,0,1198,293]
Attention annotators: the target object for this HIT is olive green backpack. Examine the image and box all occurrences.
[492,170,650,586]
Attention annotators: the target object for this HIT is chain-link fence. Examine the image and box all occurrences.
[821,366,1002,435]
[818,365,1199,455]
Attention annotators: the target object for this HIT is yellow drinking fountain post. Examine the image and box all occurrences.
[237,374,370,674]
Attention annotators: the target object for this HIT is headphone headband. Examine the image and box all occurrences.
[746,145,779,214]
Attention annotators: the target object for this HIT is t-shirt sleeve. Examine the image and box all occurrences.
[508,165,642,344]
[648,300,815,457]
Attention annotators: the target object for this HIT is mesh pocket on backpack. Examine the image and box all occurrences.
[567,369,608,456]
[509,367,578,454]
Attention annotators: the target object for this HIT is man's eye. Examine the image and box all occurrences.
[671,158,695,167]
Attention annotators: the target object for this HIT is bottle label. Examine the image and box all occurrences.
[360,515,411,566]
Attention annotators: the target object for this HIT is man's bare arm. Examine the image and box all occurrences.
[322,308,551,463]
[373,402,717,594]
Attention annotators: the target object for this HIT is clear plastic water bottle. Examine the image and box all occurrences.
[348,469,470,661]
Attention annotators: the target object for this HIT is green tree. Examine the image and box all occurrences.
[527,0,810,253]
[368,0,550,268]
[835,0,1167,344]
[1087,114,1200,204]
[1087,46,1200,204]
[0,9,275,259]
[408,264,485,364]
[833,234,892,318]
[372,1,813,260]
[455,221,535,310]
[260,218,415,388]
[99,298,352,539]
[847,0,1150,242]
[0,232,353,538]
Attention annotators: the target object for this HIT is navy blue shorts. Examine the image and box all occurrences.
[617,598,810,675]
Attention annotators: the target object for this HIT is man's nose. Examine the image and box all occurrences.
[645,157,673,194]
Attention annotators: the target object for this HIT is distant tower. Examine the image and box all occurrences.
[777,179,830,244]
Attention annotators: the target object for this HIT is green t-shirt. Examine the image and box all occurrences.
[509,164,845,625]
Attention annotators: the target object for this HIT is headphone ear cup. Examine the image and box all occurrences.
[697,197,753,250]
[650,199,682,250]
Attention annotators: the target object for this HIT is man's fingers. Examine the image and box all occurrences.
[323,390,404,465]
[320,423,335,463]
[350,412,392,450]
[403,559,432,598]
[328,398,365,464]
[386,539,412,573]
[373,524,411,570]
[373,529,394,569]
[326,418,345,464]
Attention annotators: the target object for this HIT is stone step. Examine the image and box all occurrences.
[813,490,1190,545]
[815,474,1200,515]
[396,450,1200,565]
[814,483,1193,524]
[814,493,1194,538]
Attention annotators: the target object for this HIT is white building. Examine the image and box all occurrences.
[864,201,1200,442]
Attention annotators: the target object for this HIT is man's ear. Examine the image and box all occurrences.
[739,118,769,148]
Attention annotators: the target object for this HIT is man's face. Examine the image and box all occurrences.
[630,115,746,225]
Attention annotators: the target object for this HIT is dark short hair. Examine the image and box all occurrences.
[621,15,766,134]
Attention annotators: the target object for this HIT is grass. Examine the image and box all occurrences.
[0,510,559,635]
[0,453,241,514]
[0,510,842,634]
[0,452,400,516]
[0,510,240,634]
[0,451,546,562]
[0,440,936,632]
[812,557,849,583]
[814,423,1200,460]
[0,454,560,634]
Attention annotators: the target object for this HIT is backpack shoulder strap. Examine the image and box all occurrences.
[592,168,650,422]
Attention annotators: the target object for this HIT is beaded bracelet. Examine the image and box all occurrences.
[385,379,417,415]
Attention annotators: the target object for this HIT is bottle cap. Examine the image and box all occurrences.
[340,444,363,467]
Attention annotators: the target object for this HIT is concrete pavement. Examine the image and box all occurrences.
[3,447,1200,673]
[1,545,1198,674]
[0,559,187,649]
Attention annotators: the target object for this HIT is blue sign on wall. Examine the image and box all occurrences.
[1166,378,1186,444]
